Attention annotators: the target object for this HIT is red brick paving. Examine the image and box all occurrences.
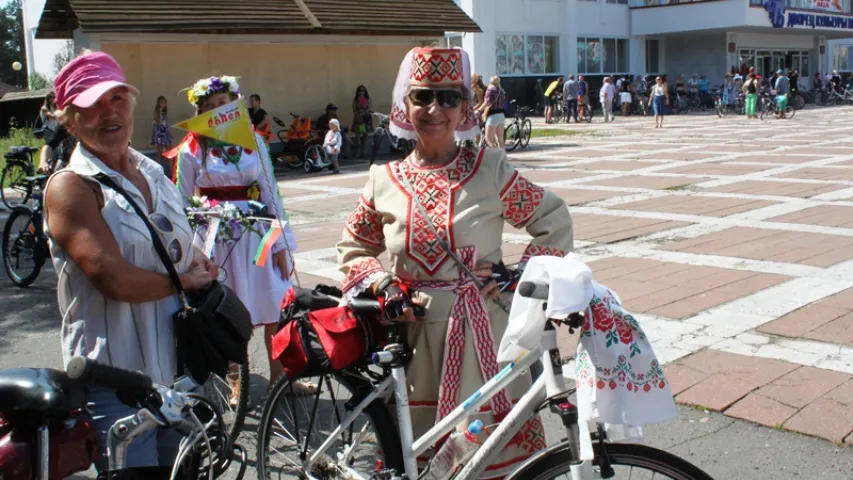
[583,175,713,189]
[610,195,776,217]
[588,257,790,319]
[702,180,848,198]
[572,213,690,243]
[278,111,853,446]
[662,227,853,267]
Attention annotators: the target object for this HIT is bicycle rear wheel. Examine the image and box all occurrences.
[520,119,532,149]
[257,371,404,479]
[505,120,521,152]
[1,162,34,210]
[508,441,715,480]
[2,208,44,287]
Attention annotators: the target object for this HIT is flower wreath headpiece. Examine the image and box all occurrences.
[180,75,241,106]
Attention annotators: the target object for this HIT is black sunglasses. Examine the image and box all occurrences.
[408,89,464,108]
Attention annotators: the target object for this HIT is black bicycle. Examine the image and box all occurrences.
[2,173,49,287]
[759,93,795,120]
[504,101,533,152]
[1,146,38,210]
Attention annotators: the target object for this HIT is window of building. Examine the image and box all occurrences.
[834,45,850,72]
[446,35,463,48]
[606,0,629,4]
[578,37,628,74]
[646,39,660,73]
[496,34,560,76]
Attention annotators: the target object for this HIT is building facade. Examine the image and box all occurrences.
[449,0,853,103]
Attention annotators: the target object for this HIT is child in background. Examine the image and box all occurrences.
[324,119,342,174]
[151,96,173,174]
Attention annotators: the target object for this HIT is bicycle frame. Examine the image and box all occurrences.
[306,327,587,480]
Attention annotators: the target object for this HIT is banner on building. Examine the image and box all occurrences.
[802,0,843,12]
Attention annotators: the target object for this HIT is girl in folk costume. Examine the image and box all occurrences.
[336,47,574,478]
[167,76,315,396]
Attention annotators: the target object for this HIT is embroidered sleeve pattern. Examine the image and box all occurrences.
[520,244,568,264]
[341,257,386,293]
[500,171,546,229]
[345,196,384,248]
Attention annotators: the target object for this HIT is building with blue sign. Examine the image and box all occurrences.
[447,0,853,103]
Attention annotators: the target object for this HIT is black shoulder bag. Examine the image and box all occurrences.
[93,173,253,384]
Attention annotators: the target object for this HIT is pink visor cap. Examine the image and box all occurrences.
[54,51,139,110]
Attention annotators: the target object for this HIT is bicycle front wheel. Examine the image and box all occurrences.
[509,441,715,480]
[257,372,404,479]
[202,350,250,438]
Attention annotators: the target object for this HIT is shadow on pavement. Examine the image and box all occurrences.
[0,270,58,350]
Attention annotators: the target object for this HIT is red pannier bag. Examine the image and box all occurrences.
[272,285,385,378]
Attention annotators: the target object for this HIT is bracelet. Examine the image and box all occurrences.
[373,275,396,296]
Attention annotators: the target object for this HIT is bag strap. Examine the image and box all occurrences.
[397,162,510,313]
[92,172,189,308]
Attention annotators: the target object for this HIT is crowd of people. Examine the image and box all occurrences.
[533,66,829,126]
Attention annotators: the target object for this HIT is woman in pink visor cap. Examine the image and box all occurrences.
[43,50,218,475]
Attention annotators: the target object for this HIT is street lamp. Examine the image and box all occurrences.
[11,61,22,88]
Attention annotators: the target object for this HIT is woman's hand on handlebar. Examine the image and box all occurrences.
[190,248,219,280]
[475,260,501,300]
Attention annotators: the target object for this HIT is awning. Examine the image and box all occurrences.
[36,0,480,39]
[0,89,52,103]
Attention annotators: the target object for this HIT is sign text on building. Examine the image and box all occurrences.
[786,11,853,29]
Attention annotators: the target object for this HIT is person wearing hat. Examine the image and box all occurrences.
[170,74,310,398]
[315,103,339,138]
[323,118,342,173]
[44,50,218,473]
[722,72,735,111]
[774,69,790,118]
[337,46,573,478]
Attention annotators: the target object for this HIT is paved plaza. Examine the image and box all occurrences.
[280,106,853,446]
[5,106,853,478]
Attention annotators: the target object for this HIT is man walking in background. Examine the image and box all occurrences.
[600,77,616,123]
[563,75,579,123]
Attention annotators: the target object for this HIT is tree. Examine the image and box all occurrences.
[0,0,26,86]
[53,40,75,74]
[29,72,50,90]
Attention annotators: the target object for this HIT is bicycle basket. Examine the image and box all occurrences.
[272,285,386,379]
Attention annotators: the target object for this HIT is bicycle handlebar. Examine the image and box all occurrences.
[518,281,549,300]
[66,356,154,393]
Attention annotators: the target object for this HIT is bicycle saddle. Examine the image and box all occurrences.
[4,146,38,160]
[0,368,87,416]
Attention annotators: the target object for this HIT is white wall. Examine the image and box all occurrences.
[631,0,747,36]
[22,0,68,80]
[576,1,630,37]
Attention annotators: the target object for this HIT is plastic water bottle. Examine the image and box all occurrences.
[421,420,484,480]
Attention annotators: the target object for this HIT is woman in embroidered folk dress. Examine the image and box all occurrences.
[336,47,574,478]
[169,76,314,395]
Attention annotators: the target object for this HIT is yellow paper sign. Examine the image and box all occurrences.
[173,99,257,150]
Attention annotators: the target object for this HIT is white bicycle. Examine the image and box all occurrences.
[256,281,715,479]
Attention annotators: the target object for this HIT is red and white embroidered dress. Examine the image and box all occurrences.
[337,145,573,478]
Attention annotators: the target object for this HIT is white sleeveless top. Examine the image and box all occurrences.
[45,145,194,385]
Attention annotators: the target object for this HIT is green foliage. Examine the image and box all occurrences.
[29,72,50,90]
[53,41,75,74]
[0,0,26,86]
[0,123,41,173]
